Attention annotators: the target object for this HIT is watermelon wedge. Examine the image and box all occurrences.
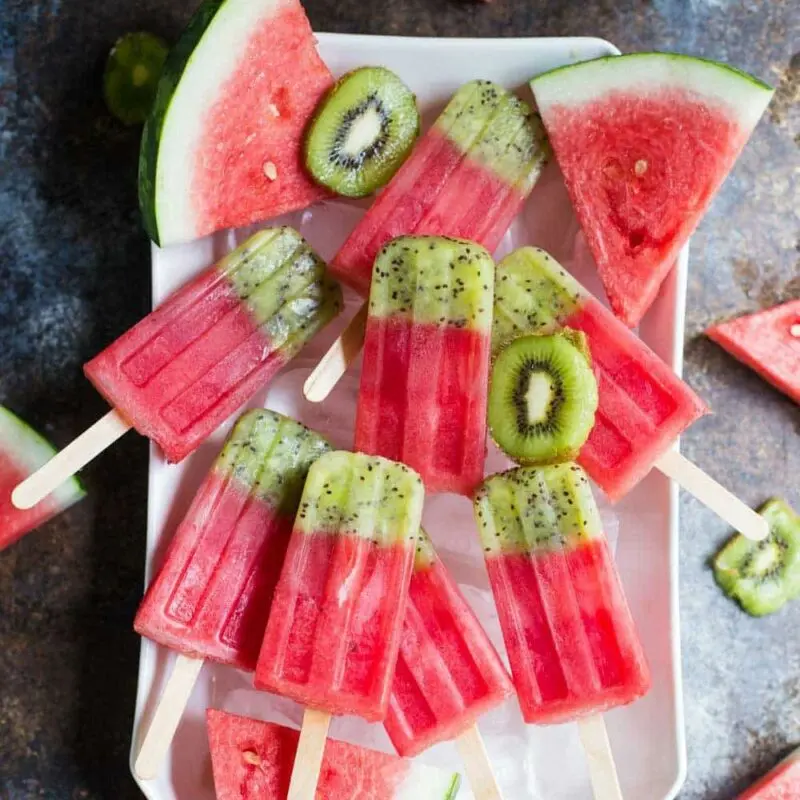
[531,53,774,327]
[0,406,85,552]
[139,0,333,247]
[706,299,800,405]
[206,710,462,799]
[739,746,800,799]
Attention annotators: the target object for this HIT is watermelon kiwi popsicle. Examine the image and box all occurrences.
[12,228,342,512]
[255,451,425,798]
[303,79,550,404]
[531,53,774,328]
[706,298,800,406]
[492,246,769,541]
[385,530,513,799]
[207,710,462,800]
[355,236,494,495]
[474,463,650,794]
[0,406,85,553]
[133,409,330,781]
[139,0,334,247]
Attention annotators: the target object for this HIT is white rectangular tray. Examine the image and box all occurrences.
[132,33,688,800]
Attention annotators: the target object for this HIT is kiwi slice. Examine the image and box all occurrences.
[713,498,800,616]
[103,32,168,125]
[488,330,598,465]
[304,67,420,198]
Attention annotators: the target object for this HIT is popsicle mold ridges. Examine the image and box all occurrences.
[84,227,342,463]
[134,409,331,670]
[385,529,514,757]
[255,452,425,721]
[474,463,602,555]
[369,236,494,331]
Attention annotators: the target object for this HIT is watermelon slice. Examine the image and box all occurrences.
[531,53,774,327]
[0,406,85,552]
[706,299,800,405]
[206,710,462,799]
[139,0,333,247]
[739,746,800,799]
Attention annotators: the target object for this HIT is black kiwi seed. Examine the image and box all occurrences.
[304,66,420,198]
[488,331,598,465]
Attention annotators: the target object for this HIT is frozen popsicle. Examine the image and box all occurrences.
[12,228,342,511]
[133,409,331,780]
[385,530,512,798]
[255,450,424,799]
[491,246,768,540]
[329,80,549,296]
[207,709,462,800]
[474,463,650,798]
[354,236,494,495]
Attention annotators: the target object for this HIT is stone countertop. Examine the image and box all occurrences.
[0,0,797,798]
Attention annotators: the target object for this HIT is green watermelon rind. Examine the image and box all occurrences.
[0,406,86,510]
[443,774,462,799]
[138,0,225,244]
[531,52,773,95]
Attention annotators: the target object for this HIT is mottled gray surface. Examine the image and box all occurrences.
[0,0,797,798]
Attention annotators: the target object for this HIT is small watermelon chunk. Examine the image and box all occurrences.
[739,746,800,799]
[139,0,333,247]
[707,299,800,405]
[531,53,774,327]
[206,710,462,799]
[0,406,85,552]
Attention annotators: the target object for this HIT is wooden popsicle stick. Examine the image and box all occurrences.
[655,448,768,541]
[455,724,504,799]
[288,708,331,800]
[303,303,368,403]
[577,715,623,800]
[12,408,131,510]
[134,654,204,781]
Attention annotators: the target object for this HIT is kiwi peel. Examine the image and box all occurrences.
[488,330,598,465]
[713,498,800,616]
[304,66,420,198]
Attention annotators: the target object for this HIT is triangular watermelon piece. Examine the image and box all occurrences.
[739,746,800,799]
[0,406,85,552]
[206,710,461,799]
[139,0,333,247]
[706,299,800,405]
[531,53,774,327]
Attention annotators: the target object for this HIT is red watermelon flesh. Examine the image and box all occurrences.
[706,299,800,405]
[207,710,462,799]
[738,748,800,799]
[531,53,774,327]
[0,407,84,552]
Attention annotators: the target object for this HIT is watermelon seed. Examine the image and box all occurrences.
[242,750,261,766]
[267,103,280,117]
[634,159,648,176]
[790,324,800,337]
[263,161,278,181]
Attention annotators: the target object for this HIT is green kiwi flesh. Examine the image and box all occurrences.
[488,330,598,465]
[713,498,800,616]
[304,66,420,197]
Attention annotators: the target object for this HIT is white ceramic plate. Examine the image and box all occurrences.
[131,33,688,800]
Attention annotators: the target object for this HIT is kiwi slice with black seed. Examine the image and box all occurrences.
[488,330,598,465]
[713,498,800,616]
[304,66,419,198]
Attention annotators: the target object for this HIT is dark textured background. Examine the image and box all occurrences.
[0,0,797,798]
